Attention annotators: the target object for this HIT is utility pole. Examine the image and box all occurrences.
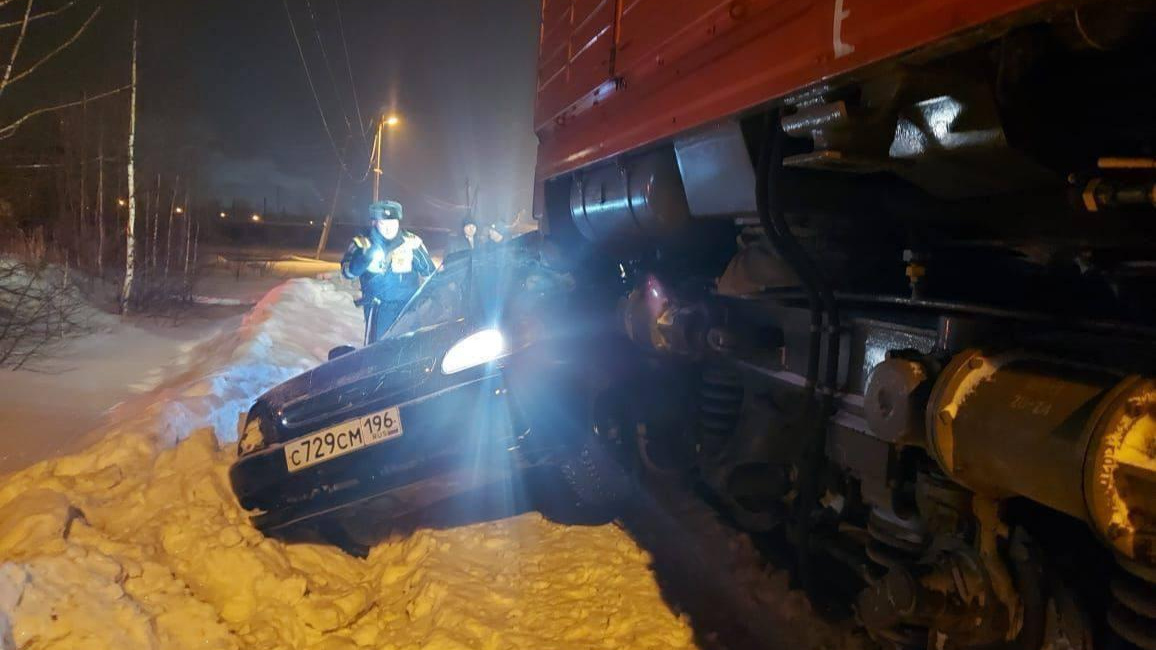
[464,177,478,221]
[464,177,471,220]
[120,17,138,313]
[372,118,383,203]
[372,114,399,203]
[316,173,342,260]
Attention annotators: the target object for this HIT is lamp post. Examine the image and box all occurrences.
[372,114,400,203]
[315,114,399,261]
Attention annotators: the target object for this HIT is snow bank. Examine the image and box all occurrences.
[0,277,696,649]
[0,259,119,370]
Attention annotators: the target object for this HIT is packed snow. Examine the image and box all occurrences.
[0,257,343,474]
[0,276,704,650]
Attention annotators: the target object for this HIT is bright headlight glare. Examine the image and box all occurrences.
[441,329,506,374]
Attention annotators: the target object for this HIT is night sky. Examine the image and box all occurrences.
[3,0,541,228]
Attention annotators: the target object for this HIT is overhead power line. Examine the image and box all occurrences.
[281,0,350,175]
[303,0,355,137]
[333,0,367,137]
[280,0,466,211]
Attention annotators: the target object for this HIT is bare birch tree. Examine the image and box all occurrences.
[120,15,137,312]
[163,175,179,279]
[148,173,159,270]
[0,0,116,140]
[95,118,105,277]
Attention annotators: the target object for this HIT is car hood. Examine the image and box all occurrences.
[257,319,474,437]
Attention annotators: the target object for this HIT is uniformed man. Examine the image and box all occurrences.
[341,200,435,344]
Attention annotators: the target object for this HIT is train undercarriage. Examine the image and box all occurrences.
[537,4,1156,649]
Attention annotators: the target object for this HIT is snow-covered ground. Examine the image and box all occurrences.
[0,258,342,475]
[0,275,708,650]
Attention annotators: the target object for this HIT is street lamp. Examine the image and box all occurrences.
[175,207,184,215]
[251,214,262,222]
[219,212,227,219]
[372,113,401,203]
[117,198,127,207]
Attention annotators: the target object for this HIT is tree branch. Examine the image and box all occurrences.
[0,0,77,30]
[2,5,99,90]
[0,0,34,101]
[0,82,129,139]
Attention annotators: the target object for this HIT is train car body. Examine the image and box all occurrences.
[535,0,1045,181]
[533,1,1156,649]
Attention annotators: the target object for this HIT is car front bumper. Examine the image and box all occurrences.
[230,373,519,531]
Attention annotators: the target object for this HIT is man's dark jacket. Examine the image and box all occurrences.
[341,228,435,304]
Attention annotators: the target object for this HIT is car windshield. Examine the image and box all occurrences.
[384,259,468,337]
[384,238,561,339]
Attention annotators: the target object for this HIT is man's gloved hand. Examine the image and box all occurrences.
[353,235,371,251]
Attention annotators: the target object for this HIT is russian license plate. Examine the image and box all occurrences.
[284,406,403,472]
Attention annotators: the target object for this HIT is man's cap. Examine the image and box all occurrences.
[370,200,404,221]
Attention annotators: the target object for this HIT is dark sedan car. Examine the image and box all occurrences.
[229,239,626,533]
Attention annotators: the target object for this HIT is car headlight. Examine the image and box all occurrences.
[238,417,267,455]
[441,329,506,374]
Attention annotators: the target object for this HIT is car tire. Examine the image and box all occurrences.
[558,437,632,510]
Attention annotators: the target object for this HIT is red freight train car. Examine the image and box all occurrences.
[532,1,1156,649]
[536,0,1043,180]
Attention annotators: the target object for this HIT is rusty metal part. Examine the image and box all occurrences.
[858,516,1062,649]
[780,83,907,174]
[780,102,897,174]
[864,356,931,446]
[858,543,1021,646]
[927,350,1156,570]
[914,471,973,536]
[620,276,710,358]
[1084,378,1156,567]
[926,349,1124,518]
[973,497,1024,640]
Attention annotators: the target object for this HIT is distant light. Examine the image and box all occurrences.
[219,212,227,218]
[384,115,400,127]
[309,220,315,225]
[251,214,262,222]
[175,207,184,214]
[117,198,127,207]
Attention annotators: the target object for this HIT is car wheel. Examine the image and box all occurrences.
[558,437,632,510]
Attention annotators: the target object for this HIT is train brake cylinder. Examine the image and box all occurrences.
[925,349,1156,568]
